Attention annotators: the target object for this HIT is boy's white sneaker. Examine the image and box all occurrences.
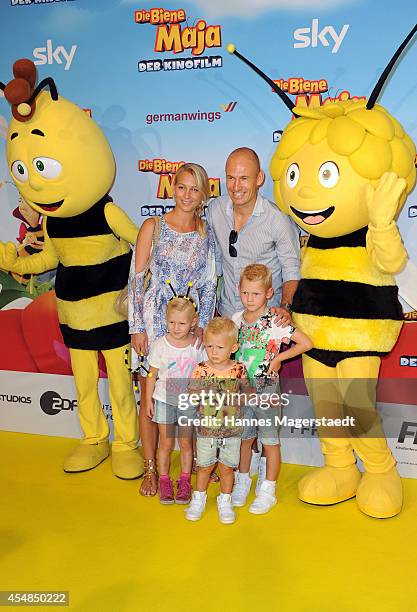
[185,491,207,521]
[231,472,252,507]
[249,449,261,476]
[217,493,236,524]
[255,456,267,495]
[249,481,277,515]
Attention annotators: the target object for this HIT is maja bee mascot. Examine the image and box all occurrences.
[0,59,143,480]
[228,25,416,518]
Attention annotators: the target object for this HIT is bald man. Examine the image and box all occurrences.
[206,147,300,321]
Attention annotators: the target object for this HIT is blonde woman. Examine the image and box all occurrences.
[128,163,217,496]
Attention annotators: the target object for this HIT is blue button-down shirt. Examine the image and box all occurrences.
[206,193,301,318]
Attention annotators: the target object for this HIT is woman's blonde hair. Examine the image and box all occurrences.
[173,162,210,237]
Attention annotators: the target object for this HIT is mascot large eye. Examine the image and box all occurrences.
[286,163,299,188]
[11,160,29,182]
[33,157,62,179]
[318,161,339,188]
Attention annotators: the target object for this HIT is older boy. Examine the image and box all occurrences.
[232,264,312,514]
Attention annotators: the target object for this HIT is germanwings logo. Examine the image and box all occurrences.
[145,102,237,125]
[221,101,237,112]
[146,110,221,124]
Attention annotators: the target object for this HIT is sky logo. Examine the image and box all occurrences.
[294,19,349,54]
[33,40,77,71]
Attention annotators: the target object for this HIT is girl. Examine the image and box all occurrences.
[146,297,206,504]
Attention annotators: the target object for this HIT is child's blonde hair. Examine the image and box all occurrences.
[204,317,238,344]
[166,297,197,321]
[240,264,272,290]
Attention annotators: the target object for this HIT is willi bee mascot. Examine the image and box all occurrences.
[228,25,417,518]
[0,59,143,479]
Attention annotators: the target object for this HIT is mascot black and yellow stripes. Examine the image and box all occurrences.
[0,59,143,479]
[228,25,416,518]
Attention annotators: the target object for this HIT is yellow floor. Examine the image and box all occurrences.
[1,432,417,612]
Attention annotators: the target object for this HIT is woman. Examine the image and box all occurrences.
[128,163,217,496]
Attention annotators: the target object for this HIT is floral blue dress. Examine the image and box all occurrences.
[128,217,217,353]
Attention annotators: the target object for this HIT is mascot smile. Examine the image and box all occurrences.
[228,25,416,518]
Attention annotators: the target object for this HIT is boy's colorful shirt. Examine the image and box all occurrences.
[232,309,294,386]
[188,361,248,438]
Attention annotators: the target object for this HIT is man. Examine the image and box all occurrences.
[206,147,300,322]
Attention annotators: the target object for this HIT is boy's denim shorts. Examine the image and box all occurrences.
[196,436,241,468]
[241,404,282,446]
[241,378,282,445]
[152,399,196,426]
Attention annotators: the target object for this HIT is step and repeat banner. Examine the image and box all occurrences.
[0,0,416,473]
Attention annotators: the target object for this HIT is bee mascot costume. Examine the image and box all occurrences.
[0,59,143,480]
[228,25,417,518]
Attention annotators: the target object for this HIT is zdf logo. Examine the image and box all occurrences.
[40,391,77,416]
[33,39,77,71]
[294,19,349,54]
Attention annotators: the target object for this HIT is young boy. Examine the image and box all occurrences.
[146,297,206,505]
[185,318,248,524]
[232,264,312,514]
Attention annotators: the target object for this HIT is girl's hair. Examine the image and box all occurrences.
[204,317,238,344]
[166,296,198,321]
[240,264,272,290]
[173,163,210,237]
[271,101,416,210]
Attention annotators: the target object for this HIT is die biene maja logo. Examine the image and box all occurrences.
[271,77,366,118]
[138,158,221,205]
[135,7,222,72]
